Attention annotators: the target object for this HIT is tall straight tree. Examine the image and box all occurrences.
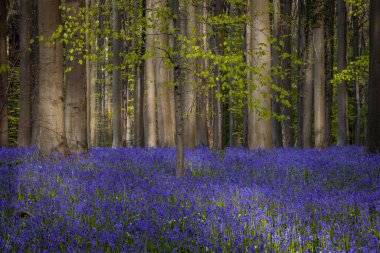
[352,4,360,145]
[34,0,67,155]
[171,0,184,178]
[296,0,306,148]
[112,0,123,148]
[0,0,8,147]
[312,0,326,149]
[155,0,175,147]
[247,0,273,150]
[281,0,294,147]
[65,0,88,154]
[183,0,197,149]
[87,0,97,147]
[271,0,283,148]
[18,0,32,147]
[337,0,348,146]
[196,0,209,147]
[324,0,334,146]
[366,0,380,153]
[145,0,157,147]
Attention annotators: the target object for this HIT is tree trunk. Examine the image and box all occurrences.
[312,1,326,149]
[302,35,313,148]
[88,0,97,147]
[366,0,380,153]
[247,0,273,150]
[271,0,283,148]
[65,0,88,154]
[112,0,123,148]
[281,0,294,147]
[183,0,197,149]
[296,0,306,148]
[0,0,8,147]
[145,0,157,147]
[352,5,360,146]
[171,0,184,179]
[34,0,67,155]
[212,0,224,150]
[324,0,334,146]
[155,0,175,147]
[134,64,145,147]
[17,0,32,147]
[196,0,209,147]
[337,0,348,146]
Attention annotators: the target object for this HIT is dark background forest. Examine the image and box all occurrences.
[1,0,380,175]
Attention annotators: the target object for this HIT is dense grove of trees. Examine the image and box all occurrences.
[0,0,378,176]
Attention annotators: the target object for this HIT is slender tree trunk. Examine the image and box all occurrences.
[182,0,197,149]
[171,0,184,178]
[155,0,175,147]
[17,0,32,147]
[247,0,273,150]
[65,0,88,154]
[296,0,306,148]
[88,0,97,147]
[366,0,380,153]
[145,0,157,147]
[337,0,348,146]
[303,35,313,148]
[112,0,122,148]
[34,0,67,155]
[352,5,360,146]
[0,0,8,147]
[272,0,283,148]
[281,0,294,147]
[324,0,334,146]
[196,0,209,147]
[212,0,224,149]
[134,64,145,146]
[312,1,326,149]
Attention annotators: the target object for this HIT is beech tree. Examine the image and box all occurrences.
[366,0,380,153]
[111,0,122,148]
[337,0,348,146]
[0,0,8,147]
[247,0,273,150]
[33,0,67,155]
[145,0,157,147]
[17,0,32,147]
[65,0,88,154]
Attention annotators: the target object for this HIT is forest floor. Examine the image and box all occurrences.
[0,146,379,252]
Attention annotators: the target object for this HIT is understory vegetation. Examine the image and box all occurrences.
[1,147,379,252]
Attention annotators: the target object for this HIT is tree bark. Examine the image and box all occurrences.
[17,0,32,147]
[171,0,184,179]
[212,0,224,149]
[366,0,380,153]
[112,0,123,148]
[296,0,305,148]
[302,35,313,148]
[145,0,157,147]
[324,0,334,146]
[247,0,273,150]
[183,0,197,149]
[337,0,348,146]
[65,0,88,154]
[352,5,360,146]
[155,0,175,147]
[281,0,294,147]
[312,0,326,149]
[88,0,97,147]
[271,0,283,148]
[34,0,67,155]
[0,0,8,147]
[196,0,209,147]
